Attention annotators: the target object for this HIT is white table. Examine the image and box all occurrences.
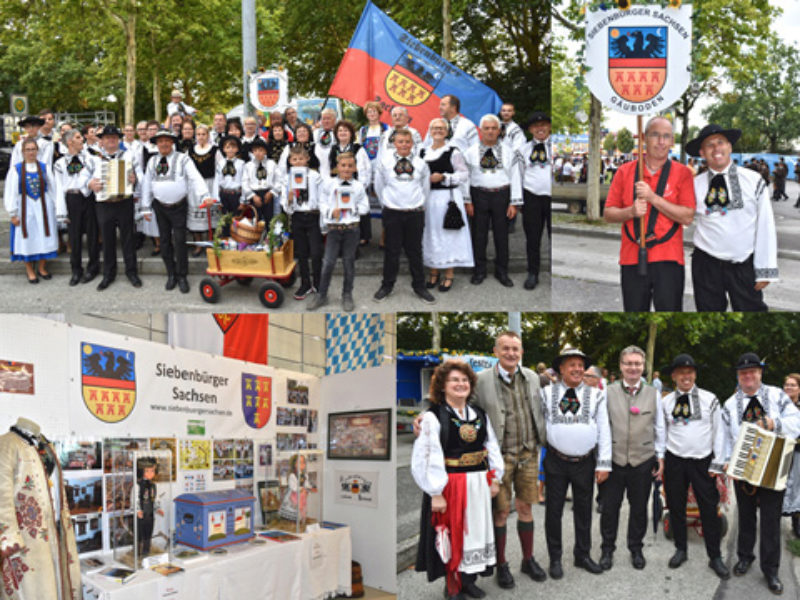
[82,526,351,600]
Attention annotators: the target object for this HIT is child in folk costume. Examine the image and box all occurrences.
[186,124,220,255]
[4,138,59,283]
[280,145,323,301]
[243,137,280,223]
[212,136,246,229]
[308,153,369,313]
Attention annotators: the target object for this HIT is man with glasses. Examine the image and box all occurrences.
[603,117,695,311]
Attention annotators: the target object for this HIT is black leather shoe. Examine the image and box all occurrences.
[599,551,613,571]
[373,285,392,302]
[97,278,113,291]
[495,562,514,589]
[574,556,603,574]
[414,288,436,304]
[631,550,646,570]
[37,270,52,280]
[470,272,485,285]
[81,271,98,284]
[69,273,81,287]
[766,574,784,595]
[733,557,753,576]
[520,557,546,582]
[548,560,563,580]
[460,579,486,599]
[709,557,730,580]
[668,549,687,569]
[127,273,142,288]
[494,273,514,287]
[165,275,177,291]
[524,272,539,290]
[177,277,190,294]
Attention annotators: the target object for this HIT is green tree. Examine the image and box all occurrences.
[602,132,616,155]
[615,127,634,154]
[551,37,591,134]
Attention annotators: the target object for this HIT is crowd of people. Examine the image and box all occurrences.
[411,334,800,599]
[3,94,552,308]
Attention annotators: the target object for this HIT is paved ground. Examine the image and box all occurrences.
[396,432,800,600]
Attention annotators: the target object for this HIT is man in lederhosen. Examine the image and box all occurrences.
[721,353,800,595]
[660,353,730,580]
[53,129,102,286]
[687,124,779,311]
[599,345,664,571]
[141,128,211,294]
[603,117,695,311]
[94,125,143,290]
[541,347,610,579]
[463,114,523,288]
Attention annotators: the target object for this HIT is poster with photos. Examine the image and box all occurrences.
[179,439,211,470]
[287,379,309,405]
[213,460,234,481]
[258,444,272,467]
[149,437,177,482]
[65,475,103,514]
[57,440,102,471]
[103,438,147,473]
[213,439,235,459]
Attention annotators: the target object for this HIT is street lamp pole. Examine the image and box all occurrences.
[242,0,257,118]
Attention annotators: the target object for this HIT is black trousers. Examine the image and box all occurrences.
[600,458,655,553]
[662,452,722,558]
[251,190,273,224]
[471,187,510,276]
[522,190,551,276]
[733,481,784,577]
[66,191,99,277]
[153,198,188,277]
[381,208,425,290]
[544,450,595,561]
[359,214,372,242]
[291,211,323,288]
[137,516,154,555]
[692,247,767,312]
[95,197,137,279]
[621,261,684,311]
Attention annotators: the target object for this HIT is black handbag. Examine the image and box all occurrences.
[442,190,465,230]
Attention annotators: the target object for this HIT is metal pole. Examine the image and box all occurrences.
[508,312,521,336]
[242,0,257,118]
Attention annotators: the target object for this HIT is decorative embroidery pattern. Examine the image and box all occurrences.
[15,493,45,540]
[1,546,30,595]
[549,384,591,425]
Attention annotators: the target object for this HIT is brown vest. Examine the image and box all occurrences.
[606,381,658,467]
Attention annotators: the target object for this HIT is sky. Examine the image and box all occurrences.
[556,0,800,136]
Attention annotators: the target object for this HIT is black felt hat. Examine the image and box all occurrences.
[552,346,591,372]
[97,124,122,138]
[524,111,551,128]
[664,353,697,375]
[19,115,45,127]
[685,124,741,157]
[735,352,765,371]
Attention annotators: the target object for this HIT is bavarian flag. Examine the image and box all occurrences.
[329,1,502,129]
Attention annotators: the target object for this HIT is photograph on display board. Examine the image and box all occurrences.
[276,407,293,426]
[276,459,290,484]
[0,359,34,394]
[327,409,391,460]
[179,439,212,470]
[104,474,133,511]
[257,480,280,524]
[213,459,234,481]
[287,379,309,405]
[149,438,177,482]
[258,443,272,467]
[57,440,103,471]
[273,452,321,532]
[308,410,318,433]
[103,438,147,473]
[234,439,253,460]
[65,475,103,514]
[234,460,254,479]
[72,513,103,554]
[213,439,235,459]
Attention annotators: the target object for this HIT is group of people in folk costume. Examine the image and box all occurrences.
[4,95,551,309]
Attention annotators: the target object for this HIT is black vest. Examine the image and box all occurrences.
[428,402,488,473]
[422,147,456,190]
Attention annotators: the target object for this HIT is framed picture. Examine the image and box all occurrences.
[327,409,391,461]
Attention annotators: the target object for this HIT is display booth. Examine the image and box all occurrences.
[0,315,396,599]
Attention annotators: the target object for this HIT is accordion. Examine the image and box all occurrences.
[97,158,133,201]
[726,422,796,491]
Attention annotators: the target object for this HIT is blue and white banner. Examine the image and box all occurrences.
[325,314,385,376]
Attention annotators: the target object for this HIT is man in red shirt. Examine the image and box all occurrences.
[604,117,695,311]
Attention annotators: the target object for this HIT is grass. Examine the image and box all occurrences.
[787,537,800,557]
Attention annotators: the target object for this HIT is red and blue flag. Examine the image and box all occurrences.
[329,1,502,130]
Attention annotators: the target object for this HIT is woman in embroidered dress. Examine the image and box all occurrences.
[412,360,503,600]
[420,118,474,293]
[782,373,800,536]
[278,123,320,176]
[4,138,58,283]
[186,124,220,255]
[357,101,388,247]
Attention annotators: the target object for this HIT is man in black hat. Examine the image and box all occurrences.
[603,116,695,311]
[95,124,143,290]
[720,353,800,595]
[599,345,665,571]
[541,346,610,579]
[141,128,211,293]
[520,112,553,290]
[687,124,778,311]
[11,115,52,167]
[660,353,729,579]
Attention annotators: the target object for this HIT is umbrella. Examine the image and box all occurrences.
[652,478,663,534]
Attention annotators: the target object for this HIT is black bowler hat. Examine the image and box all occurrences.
[552,346,591,372]
[98,124,122,138]
[19,115,45,127]
[735,352,765,371]
[151,128,179,143]
[664,353,697,375]
[250,136,268,151]
[525,111,551,128]
[685,124,741,157]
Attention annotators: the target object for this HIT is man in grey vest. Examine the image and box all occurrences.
[599,346,665,571]
[472,330,547,589]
